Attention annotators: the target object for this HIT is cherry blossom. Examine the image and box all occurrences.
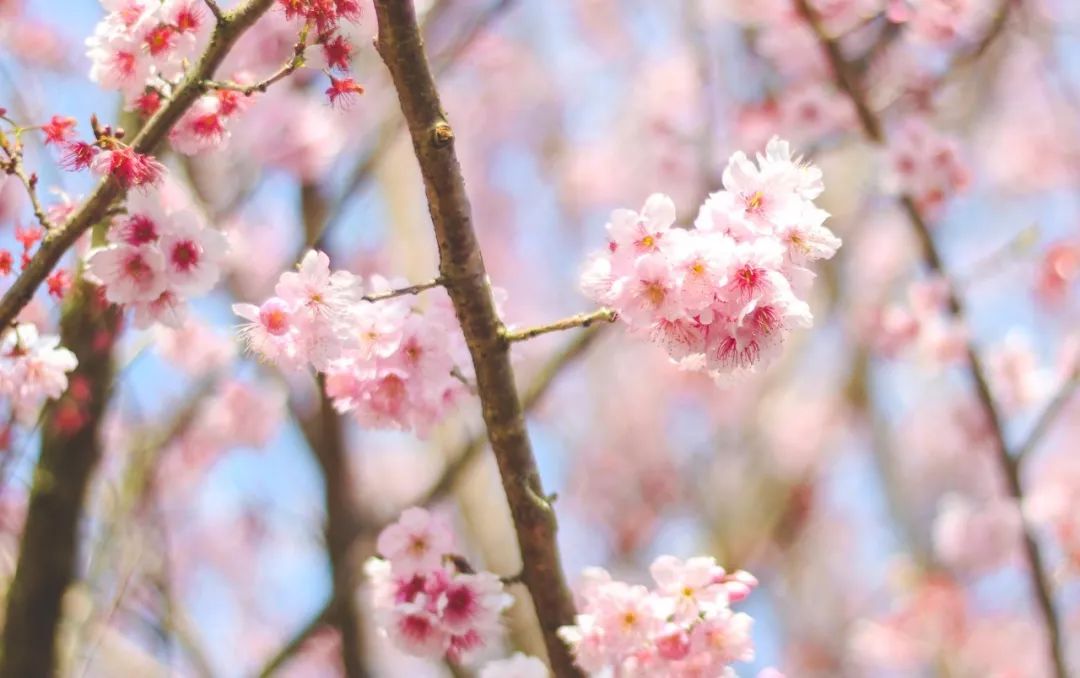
[85,186,226,326]
[582,137,838,379]
[0,324,78,425]
[478,653,550,678]
[366,508,513,665]
[558,555,759,676]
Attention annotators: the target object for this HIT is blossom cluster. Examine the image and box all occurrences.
[558,556,758,676]
[884,117,971,215]
[85,187,227,328]
[581,137,840,379]
[233,252,470,435]
[87,0,209,103]
[0,324,78,425]
[365,507,513,664]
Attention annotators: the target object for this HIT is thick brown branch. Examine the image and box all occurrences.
[0,0,276,329]
[0,279,122,678]
[504,308,616,343]
[372,2,582,673]
[794,2,1068,676]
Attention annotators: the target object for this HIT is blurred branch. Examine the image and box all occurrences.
[0,0,277,329]
[254,324,608,676]
[1016,364,1079,463]
[794,3,1068,676]
[291,185,369,678]
[318,0,519,245]
[0,278,122,678]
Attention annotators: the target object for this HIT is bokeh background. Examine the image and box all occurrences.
[0,0,1079,675]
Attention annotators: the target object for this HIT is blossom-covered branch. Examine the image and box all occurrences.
[253,324,609,676]
[371,1,583,672]
[202,25,309,96]
[0,0,276,330]
[793,2,1068,676]
[504,308,616,343]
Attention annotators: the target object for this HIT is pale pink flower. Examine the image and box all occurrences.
[478,653,549,678]
[130,289,187,329]
[0,324,78,425]
[436,572,512,635]
[158,217,227,295]
[233,297,300,367]
[85,243,168,304]
[375,507,454,578]
[650,555,729,620]
[932,493,1022,573]
[276,249,359,318]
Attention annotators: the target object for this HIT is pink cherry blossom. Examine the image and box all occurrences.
[0,324,78,425]
[375,507,454,578]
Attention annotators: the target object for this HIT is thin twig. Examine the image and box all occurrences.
[361,278,442,303]
[793,3,1068,676]
[203,26,309,96]
[1016,365,1079,463]
[1,148,55,230]
[503,308,616,343]
[202,0,223,22]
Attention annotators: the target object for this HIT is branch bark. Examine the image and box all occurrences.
[793,3,1068,676]
[0,279,121,678]
[253,324,608,676]
[294,379,368,678]
[0,0,276,329]
[371,3,582,673]
[293,184,368,678]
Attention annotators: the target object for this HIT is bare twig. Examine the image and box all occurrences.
[0,0,277,329]
[503,308,616,343]
[794,2,1068,676]
[0,134,55,230]
[203,26,309,96]
[361,278,442,303]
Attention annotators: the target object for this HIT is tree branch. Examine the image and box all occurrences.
[292,185,369,678]
[0,278,122,678]
[361,278,443,303]
[371,3,582,673]
[503,308,616,343]
[1016,364,1079,463]
[0,132,55,230]
[793,3,1068,676]
[203,25,309,96]
[0,0,276,329]
[252,323,608,676]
